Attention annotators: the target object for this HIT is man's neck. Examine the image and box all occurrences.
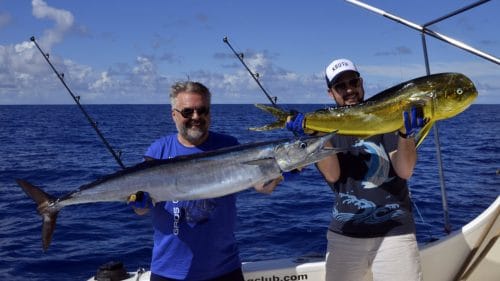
[177,132,209,147]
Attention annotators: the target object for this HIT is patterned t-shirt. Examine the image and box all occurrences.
[328,133,416,237]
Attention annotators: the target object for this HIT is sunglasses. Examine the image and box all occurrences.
[331,77,362,92]
[174,107,210,118]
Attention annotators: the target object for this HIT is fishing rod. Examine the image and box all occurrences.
[223,36,279,108]
[30,36,126,170]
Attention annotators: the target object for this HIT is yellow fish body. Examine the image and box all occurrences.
[252,72,478,147]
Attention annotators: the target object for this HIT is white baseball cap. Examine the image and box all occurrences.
[325,58,359,87]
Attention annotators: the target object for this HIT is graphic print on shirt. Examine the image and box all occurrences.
[333,140,403,225]
[333,193,405,224]
[165,199,217,234]
[353,140,393,189]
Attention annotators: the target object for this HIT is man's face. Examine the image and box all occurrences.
[172,91,210,146]
[328,71,365,106]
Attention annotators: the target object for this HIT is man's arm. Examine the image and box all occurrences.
[390,137,417,180]
[390,106,426,180]
[315,140,341,185]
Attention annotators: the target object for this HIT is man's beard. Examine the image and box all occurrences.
[177,120,208,144]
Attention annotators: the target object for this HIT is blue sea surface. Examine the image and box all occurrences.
[0,104,498,280]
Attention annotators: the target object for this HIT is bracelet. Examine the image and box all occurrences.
[398,131,415,139]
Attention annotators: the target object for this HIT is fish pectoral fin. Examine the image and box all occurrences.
[415,121,434,148]
[408,95,433,107]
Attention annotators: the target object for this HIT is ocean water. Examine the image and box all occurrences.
[0,104,498,280]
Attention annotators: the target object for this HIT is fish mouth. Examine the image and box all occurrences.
[295,133,339,166]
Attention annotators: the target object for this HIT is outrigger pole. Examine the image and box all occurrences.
[345,0,499,65]
[346,0,498,234]
[30,36,126,170]
[223,36,279,108]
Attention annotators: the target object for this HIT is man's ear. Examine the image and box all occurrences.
[327,89,335,100]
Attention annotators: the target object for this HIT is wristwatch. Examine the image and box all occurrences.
[398,130,415,139]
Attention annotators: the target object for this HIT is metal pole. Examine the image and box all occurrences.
[421,33,451,233]
[345,0,499,65]
[422,0,491,27]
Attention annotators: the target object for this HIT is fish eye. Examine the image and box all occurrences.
[299,142,307,149]
[456,88,463,95]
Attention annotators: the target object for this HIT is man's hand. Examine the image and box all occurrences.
[286,111,305,136]
[254,176,283,194]
[400,106,427,138]
[127,191,151,209]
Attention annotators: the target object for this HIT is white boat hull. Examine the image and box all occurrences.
[90,196,499,281]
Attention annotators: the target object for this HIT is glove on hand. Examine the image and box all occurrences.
[127,191,151,209]
[402,106,426,138]
[285,111,305,136]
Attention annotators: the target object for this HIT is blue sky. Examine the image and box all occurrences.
[1,0,499,104]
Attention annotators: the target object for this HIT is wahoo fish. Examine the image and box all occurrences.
[251,72,477,147]
[17,133,340,250]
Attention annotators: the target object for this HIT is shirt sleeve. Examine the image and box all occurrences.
[383,132,399,153]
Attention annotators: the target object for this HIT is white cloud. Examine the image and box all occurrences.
[32,0,74,48]
[90,71,113,91]
[1,1,497,105]
[0,1,77,103]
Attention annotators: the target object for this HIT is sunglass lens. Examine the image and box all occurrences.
[197,107,209,115]
[349,78,360,87]
[334,78,360,92]
[178,107,209,118]
[181,108,195,118]
[334,82,347,92]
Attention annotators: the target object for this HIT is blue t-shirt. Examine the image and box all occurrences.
[145,131,241,280]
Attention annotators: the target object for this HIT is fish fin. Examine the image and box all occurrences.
[16,179,59,251]
[249,104,289,131]
[415,121,434,148]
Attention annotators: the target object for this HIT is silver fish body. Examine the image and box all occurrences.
[17,133,338,250]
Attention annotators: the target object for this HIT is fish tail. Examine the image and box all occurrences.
[16,179,59,251]
[249,104,289,131]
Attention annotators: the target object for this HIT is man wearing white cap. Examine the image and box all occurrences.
[324,58,363,106]
[287,58,424,281]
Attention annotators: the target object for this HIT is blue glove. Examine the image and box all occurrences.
[285,111,305,136]
[402,107,426,138]
[127,191,151,209]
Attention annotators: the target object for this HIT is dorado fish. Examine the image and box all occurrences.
[251,72,477,147]
[17,133,340,250]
